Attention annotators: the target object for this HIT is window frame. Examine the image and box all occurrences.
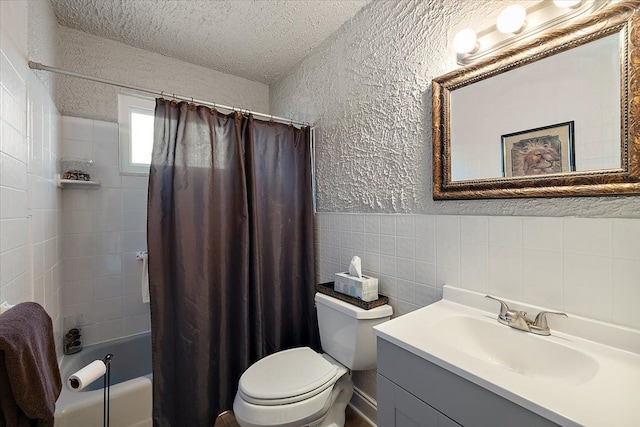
[118,93,155,175]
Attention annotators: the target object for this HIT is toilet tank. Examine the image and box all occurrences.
[315,293,393,371]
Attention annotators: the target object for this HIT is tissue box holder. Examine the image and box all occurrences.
[334,272,379,302]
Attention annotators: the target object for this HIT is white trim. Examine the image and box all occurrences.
[118,93,154,175]
[349,386,377,426]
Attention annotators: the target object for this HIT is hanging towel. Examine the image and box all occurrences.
[142,252,150,304]
[0,302,62,427]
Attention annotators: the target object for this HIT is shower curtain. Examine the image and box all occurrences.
[147,99,319,427]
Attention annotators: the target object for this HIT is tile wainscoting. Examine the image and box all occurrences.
[315,212,640,406]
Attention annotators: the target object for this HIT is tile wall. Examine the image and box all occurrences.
[1,1,63,353]
[316,213,640,329]
[316,212,640,403]
[61,116,150,346]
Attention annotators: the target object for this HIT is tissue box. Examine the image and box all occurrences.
[334,272,379,302]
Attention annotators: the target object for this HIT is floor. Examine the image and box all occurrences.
[214,406,372,426]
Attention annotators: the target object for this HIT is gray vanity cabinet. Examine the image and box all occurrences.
[376,338,560,427]
[378,373,461,427]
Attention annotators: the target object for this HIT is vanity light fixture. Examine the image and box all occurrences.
[452,28,478,54]
[454,0,613,65]
[496,5,527,34]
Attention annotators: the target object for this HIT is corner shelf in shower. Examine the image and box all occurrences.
[55,174,101,189]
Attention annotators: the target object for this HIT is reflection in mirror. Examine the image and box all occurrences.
[450,33,621,181]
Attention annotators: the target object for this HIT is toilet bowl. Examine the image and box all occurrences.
[233,292,393,427]
[233,348,352,427]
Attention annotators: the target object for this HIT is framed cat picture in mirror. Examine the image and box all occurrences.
[501,121,575,178]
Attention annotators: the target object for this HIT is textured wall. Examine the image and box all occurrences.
[56,26,270,122]
[271,0,640,217]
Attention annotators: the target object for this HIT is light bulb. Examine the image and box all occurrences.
[453,29,478,54]
[497,5,527,34]
[553,0,582,8]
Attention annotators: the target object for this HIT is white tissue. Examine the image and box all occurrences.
[348,256,362,278]
[68,360,106,391]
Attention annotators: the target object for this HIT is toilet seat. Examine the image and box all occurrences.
[238,347,339,406]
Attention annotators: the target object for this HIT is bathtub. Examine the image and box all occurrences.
[55,332,152,427]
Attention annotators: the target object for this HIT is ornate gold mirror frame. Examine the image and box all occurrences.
[432,0,640,200]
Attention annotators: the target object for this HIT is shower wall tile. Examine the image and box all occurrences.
[123,313,151,337]
[95,275,123,300]
[0,23,63,355]
[62,116,93,141]
[61,116,149,346]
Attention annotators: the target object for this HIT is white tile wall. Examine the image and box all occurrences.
[61,116,150,346]
[1,0,63,354]
[316,213,640,330]
[319,212,640,404]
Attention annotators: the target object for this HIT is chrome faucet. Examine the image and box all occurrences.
[485,295,567,336]
[530,310,568,336]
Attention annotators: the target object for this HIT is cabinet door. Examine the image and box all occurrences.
[394,384,439,427]
[438,414,462,427]
[377,374,396,426]
[378,374,446,427]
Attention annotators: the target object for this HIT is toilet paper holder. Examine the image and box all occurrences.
[68,353,113,427]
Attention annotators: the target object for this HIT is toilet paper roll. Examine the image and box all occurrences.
[68,360,106,391]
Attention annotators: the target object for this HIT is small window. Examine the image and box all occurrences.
[118,93,155,175]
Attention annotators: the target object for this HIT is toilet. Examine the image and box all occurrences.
[233,292,393,427]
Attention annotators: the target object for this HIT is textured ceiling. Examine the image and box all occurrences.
[50,0,370,84]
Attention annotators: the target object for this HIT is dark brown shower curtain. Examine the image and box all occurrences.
[147,99,319,427]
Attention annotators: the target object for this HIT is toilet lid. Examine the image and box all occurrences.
[238,347,338,401]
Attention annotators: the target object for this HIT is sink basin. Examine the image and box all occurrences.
[373,287,640,427]
[430,315,599,385]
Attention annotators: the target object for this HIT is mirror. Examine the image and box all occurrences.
[433,1,640,199]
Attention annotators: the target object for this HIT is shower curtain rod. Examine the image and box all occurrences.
[28,61,312,127]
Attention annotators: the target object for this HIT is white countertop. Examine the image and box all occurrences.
[373,286,640,427]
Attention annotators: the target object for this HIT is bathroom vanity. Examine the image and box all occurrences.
[377,338,557,427]
[373,286,640,427]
